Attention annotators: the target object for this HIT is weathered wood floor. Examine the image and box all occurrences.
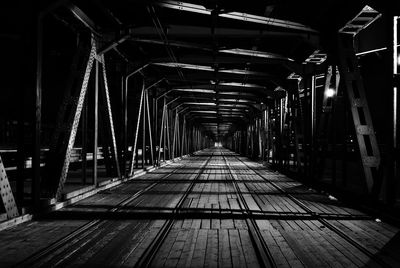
[1,148,399,267]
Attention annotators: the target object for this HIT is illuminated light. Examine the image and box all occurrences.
[375,218,382,223]
[214,142,222,147]
[325,88,336,98]
[328,195,337,201]
[138,149,142,156]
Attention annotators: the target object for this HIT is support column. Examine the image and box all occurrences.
[93,59,99,186]
[82,98,88,184]
[142,81,146,169]
[387,15,400,203]
[122,75,128,177]
[32,11,43,210]
[393,16,400,202]
[310,75,317,182]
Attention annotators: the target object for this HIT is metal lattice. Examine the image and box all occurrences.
[0,155,19,219]
[55,39,97,200]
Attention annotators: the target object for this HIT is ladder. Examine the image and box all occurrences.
[337,34,381,192]
[339,5,381,36]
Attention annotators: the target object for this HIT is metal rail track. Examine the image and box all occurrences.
[133,152,214,267]
[220,150,276,268]
[14,156,197,267]
[230,151,391,268]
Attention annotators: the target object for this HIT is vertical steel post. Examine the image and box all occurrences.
[93,59,99,186]
[166,109,171,159]
[387,16,399,202]
[155,98,158,162]
[142,82,146,169]
[122,75,127,177]
[158,101,165,164]
[181,117,186,156]
[393,17,399,200]
[129,86,144,176]
[82,98,88,184]
[145,89,154,165]
[163,103,167,162]
[394,16,398,156]
[32,11,43,210]
[100,55,121,179]
[311,75,317,181]
[17,37,26,207]
[152,92,156,165]
[172,111,178,159]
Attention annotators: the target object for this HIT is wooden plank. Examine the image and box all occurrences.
[261,230,291,267]
[164,232,186,267]
[177,228,198,267]
[190,229,208,267]
[228,229,247,268]
[218,229,232,268]
[75,221,135,267]
[279,229,321,267]
[123,221,165,266]
[238,229,260,267]
[269,229,304,267]
[204,229,218,267]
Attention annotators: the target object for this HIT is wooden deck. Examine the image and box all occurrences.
[0,148,399,267]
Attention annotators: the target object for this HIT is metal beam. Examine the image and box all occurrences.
[66,2,101,36]
[155,1,318,33]
[98,32,131,56]
[153,62,275,77]
[129,25,319,40]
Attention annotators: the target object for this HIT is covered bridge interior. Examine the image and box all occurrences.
[1,0,400,267]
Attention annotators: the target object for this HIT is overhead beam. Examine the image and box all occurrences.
[152,62,276,77]
[155,1,318,33]
[152,55,291,65]
[66,2,101,36]
[130,25,319,40]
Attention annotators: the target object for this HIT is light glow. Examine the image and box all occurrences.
[325,88,336,98]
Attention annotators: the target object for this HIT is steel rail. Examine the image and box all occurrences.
[231,151,391,268]
[14,156,197,267]
[221,150,276,268]
[134,151,214,267]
